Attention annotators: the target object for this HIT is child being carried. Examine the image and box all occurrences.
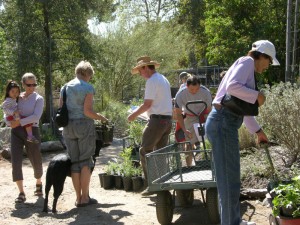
[1,80,39,143]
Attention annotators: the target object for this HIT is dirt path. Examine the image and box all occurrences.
[0,139,272,225]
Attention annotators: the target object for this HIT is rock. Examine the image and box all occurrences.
[0,127,11,146]
[240,188,268,200]
[41,141,65,152]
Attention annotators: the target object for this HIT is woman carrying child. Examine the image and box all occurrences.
[2,80,39,143]
[8,73,44,203]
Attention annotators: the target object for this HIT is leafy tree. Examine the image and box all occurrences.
[0,0,115,122]
[176,0,206,67]
[204,0,286,82]
[0,26,14,92]
[92,19,193,105]
[119,0,178,23]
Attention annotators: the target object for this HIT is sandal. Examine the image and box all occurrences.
[15,192,26,203]
[34,184,43,196]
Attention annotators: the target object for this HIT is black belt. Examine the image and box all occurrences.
[150,114,172,119]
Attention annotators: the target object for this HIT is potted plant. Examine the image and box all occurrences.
[120,147,135,191]
[132,166,144,192]
[271,176,300,224]
[113,163,124,190]
[102,161,117,189]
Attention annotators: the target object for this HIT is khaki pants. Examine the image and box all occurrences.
[140,117,172,183]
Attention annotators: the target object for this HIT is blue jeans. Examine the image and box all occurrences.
[205,106,243,225]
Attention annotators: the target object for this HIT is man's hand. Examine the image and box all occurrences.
[127,114,136,122]
[184,129,193,139]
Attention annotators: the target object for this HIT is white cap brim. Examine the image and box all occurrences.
[272,57,280,66]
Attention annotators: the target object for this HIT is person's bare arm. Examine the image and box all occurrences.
[174,107,192,138]
[84,93,108,122]
[127,99,152,122]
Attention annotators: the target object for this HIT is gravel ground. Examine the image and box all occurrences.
[0,138,272,225]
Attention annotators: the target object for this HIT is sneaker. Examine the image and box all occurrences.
[240,220,256,225]
[27,136,39,144]
[141,188,157,196]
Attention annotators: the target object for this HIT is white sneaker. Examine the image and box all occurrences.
[240,220,256,225]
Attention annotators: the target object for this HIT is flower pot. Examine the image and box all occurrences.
[102,174,114,190]
[278,216,300,225]
[98,172,107,188]
[281,206,295,218]
[132,176,144,192]
[114,175,124,189]
[122,176,133,192]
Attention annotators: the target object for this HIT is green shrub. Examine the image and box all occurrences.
[128,121,145,144]
[240,149,270,180]
[258,82,300,167]
[40,128,58,142]
[100,100,130,136]
[272,176,300,218]
[238,125,256,149]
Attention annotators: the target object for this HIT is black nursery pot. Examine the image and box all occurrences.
[114,175,124,190]
[132,176,144,192]
[102,174,115,190]
[122,176,133,192]
[98,173,107,188]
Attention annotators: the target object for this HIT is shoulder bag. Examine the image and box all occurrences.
[55,85,69,127]
[221,74,259,116]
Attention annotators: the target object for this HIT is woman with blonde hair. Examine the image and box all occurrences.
[61,60,108,207]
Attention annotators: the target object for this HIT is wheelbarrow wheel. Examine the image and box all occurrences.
[176,189,194,207]
[156,191,174,225]
[206,188,220,224]
[268,214,279,225]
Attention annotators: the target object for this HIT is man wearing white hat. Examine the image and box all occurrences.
[205,40,280,225]
[128,56,173,195]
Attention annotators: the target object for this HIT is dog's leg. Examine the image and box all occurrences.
[43,170,52,213]
[52,177,67,213]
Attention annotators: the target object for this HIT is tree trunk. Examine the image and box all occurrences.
[42,3,53,125]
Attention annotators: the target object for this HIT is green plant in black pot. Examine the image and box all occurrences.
[272,176,300,218]
[105,161,118,175]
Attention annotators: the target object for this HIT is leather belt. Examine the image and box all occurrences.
[213,104,222,110]
[150,114,172,119]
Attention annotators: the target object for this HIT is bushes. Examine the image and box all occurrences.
[258,82,300,167]
[100,100,130,136]
[238,125,256,149]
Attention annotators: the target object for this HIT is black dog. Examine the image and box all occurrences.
[43,140,102,213]
[43,153,71,213]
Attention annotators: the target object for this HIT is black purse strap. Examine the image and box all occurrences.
[254,74,258,91]
[62,85,67,103]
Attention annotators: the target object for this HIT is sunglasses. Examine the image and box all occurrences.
[25,83,37,87]
[266,55,272,65]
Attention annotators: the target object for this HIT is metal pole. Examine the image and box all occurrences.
[292,0,299,83]
[285,0,293,82]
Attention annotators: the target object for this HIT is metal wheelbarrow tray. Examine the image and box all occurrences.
[146,142,219,225]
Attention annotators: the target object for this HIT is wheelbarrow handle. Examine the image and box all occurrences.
[185,100,207,117]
